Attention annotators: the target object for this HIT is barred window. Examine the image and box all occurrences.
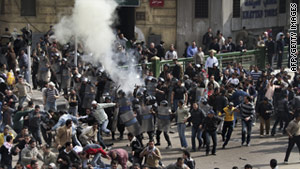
[0,0,5,15]
[21,0,36,16]
[195,0,208,18]
[233,0,240,18]
[279,0,286,13]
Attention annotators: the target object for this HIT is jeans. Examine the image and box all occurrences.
[19,96,27,107]
[69,106,78,116]
[97,127,107,149]
[284,136,300,162]
[177,123,188,148]
[271,113,290,135]
[172,99,179,112]
[205,130,217,154]
[259,116,270,135]
[20,69,29,83]
[45,101,57,112]
[30,127,42,145]
[100,119,110,134]
[41,126,52,146]
[222,121,234,147]
[191,125,202,150]
[241,120,252,145]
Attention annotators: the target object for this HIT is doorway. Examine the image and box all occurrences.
[116,7,135,40]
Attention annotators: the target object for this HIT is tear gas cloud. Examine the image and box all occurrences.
[54,0,143,93]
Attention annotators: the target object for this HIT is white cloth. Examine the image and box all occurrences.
[205,56,219,69]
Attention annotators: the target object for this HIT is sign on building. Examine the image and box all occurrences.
[242,0,279,29]
[150,0,164,7]
[115,0,140,7]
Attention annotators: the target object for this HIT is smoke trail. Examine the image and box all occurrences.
[54,0,143,93]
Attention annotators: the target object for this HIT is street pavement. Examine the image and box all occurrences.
[13,85,300,169]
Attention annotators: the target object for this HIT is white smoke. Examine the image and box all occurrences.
[54,0,143,93]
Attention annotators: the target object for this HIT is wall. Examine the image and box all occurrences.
[135,0,177,50]
[176,0,300,55]
[0,0,74,35]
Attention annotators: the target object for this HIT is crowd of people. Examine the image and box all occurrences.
[0,25,299,169]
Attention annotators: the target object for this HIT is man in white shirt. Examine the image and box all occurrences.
[165,44,178,60]
[205,50,218,77]
[226,74,239,87]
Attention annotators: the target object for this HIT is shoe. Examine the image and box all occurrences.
[222,145,225,149]
[284,161,288,164]
[197,146,201,151]
[241,142,245,146]
[191,148,196,152]
[212,153,216,155]
[180,147,186,150]
[271,133,275,136]
[106,146,112,151]
[260,135,264,138]
[247,144,250,147]
[166,145,172,149]
[118,136,123,140]
[155,143,161,146]
[206,152,209,156]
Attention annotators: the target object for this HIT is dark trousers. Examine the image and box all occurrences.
[208,68,214,78]
[191,126,202,150]
[277,52,283,68]
[30,127,42,145]
[271,113,290,135]
[205,130,217,154]
[284,135,300,162]
[267,53,273,66]
[32,72,38,89]
[156,130,171,146]
[241,120,252,145]
[222,121,234,147]
[41,126,52,146]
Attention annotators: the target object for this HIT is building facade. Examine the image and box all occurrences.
[0,0,299,57]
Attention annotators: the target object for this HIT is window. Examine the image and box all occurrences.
[136,12,145,21]
[279,0,286,13]
[233,0,240,18]
[21,0,36,16]
[0,0,5,15]
[195,0,209,18]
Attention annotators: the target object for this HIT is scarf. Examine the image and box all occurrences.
[130,136,137,144]
[146,146,156,158]
[4,142,13,154]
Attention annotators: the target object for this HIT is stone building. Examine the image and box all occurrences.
[0,0,299,57]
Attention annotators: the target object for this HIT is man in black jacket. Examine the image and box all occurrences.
[203,110,221,156]
[276,34,285,69]
[57,142,81,169]
[202,28,213,54]
[257,97,273,137]
[265,36,275,66]
[271,94,292,136]
[127,133,143,165]
[155,41,165,60]
[188,103,206,152]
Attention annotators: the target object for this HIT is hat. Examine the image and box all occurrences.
[48,82,55,87]
[229,102,234,106]
[208,110,215,114]
[91,100,97,105]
